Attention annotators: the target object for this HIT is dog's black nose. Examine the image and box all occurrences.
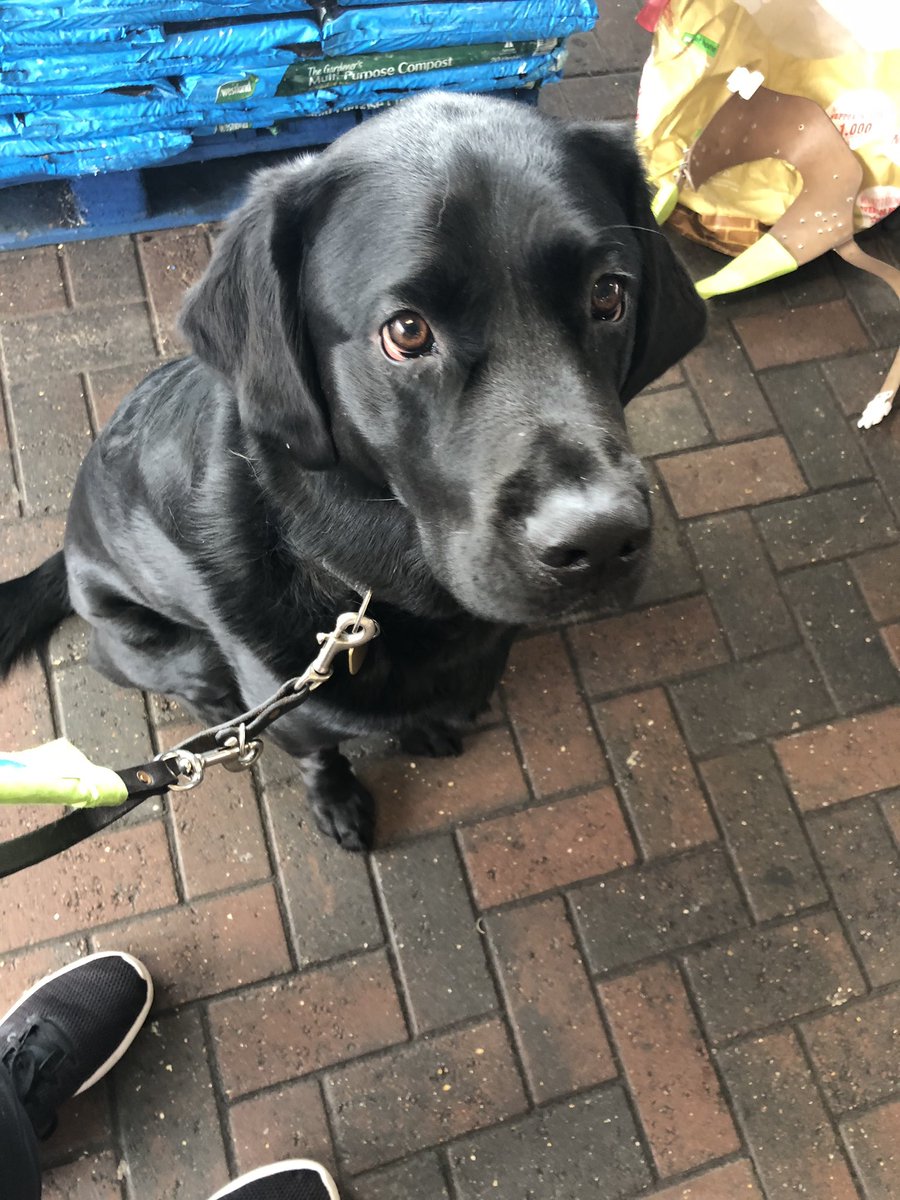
[525,486,651,573]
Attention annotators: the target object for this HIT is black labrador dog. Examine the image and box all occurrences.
[0,93,705,851]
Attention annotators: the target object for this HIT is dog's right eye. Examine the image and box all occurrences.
[381,311,435,361]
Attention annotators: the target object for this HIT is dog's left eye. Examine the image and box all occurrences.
[381,311,435,361]
[591,276,626,322]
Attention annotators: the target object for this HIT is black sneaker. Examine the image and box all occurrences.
[208,1161,340,1200]
[0,951,153,1138]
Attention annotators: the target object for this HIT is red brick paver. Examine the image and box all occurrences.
[1,14,900,1199]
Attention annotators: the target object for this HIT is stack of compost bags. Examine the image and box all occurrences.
[0,0,596,182]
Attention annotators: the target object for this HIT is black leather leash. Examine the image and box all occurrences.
[0,600,378,880]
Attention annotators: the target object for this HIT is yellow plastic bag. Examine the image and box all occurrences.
[635,0,900,424]
[636,0,900,245]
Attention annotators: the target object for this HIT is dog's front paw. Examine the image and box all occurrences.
[399,723,464,758]
[309,776,376,852]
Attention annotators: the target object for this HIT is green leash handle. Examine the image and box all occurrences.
[0,739,129,808]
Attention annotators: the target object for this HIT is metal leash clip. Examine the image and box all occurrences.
[158,590,379,790]
[297,590,379,691]
[164,724,263,792]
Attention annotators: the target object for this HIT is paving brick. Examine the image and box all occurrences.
[573,846,747,975]
[670,646,834,757]
[882,789,900,847]
[778,253,845,308]
[48,614,90,669]
[633,473,701,607]
[851,544,900,621]
[836,245,899,348]
[501,631,609,799]
[10,376,92,515]
[40,1086,113,1169]
[138,227,211,353]
[55,661,153,770]
[682,322,777,441]
[42,1150,120,1200]
[687,510,796,658]
[802,990,900,1113]
[569,595,729,697]
[448,1086,652,1200]
[209,951,406,1097]
[822,347,896,416]
[858,405,900,523]
[807,800,900,987]
[1,302,156,385]
[700,745,826,922]
[569,0,648,73]
[326,1018,527,1174]
[754,482,898,570]
[646,1160,764,1200]
[359,727,528,843]
[0,246,66,319]
[65,237,144,306]
[117,1008,229,1200]
[684,913,865,1042]
[884,622,900,669]
[734,299,870,370]
[536,80,570,117]
[625,386,711,459]
[782,560,900,714]
[601,960,739,1175]
[85,359,159,428]
[265,779,383,967]
[595,688,716,856]
[717,1031,857,1200]
[760,363,870,488]
[349,1154,451,1200]
[93,882,291,1007]
[229,1079,334,1176]
[374,834,496,1034]
[459,787,634,908]
[0,511,65,573]
[553,72,641,121]
[0,938,87,1016]
[775,707,900,810]
[0,818,177,949]
[488,896,615,1102]
[841,1097,900,1200]
[0,411,18,518]
[658,437,806,519]
[167,752,270,898]
[0,655,54,750]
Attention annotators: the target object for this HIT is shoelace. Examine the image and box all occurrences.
[2,1018,74,1139]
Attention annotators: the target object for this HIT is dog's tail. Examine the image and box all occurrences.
[0,551,74,681]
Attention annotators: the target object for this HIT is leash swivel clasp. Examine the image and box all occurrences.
[163,724,263,792]
[301,611,379,691]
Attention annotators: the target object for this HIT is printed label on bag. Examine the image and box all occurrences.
[680,30,719,55]
[855,184,900,227]
[827,88,896,150]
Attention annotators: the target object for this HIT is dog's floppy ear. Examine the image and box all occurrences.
[179,160,337,469]
[566,123,707,402]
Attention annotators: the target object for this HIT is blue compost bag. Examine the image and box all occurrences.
[0,16,323,90]
[0,1,312,27]
[189,46,563,129]
[14,84,191,137]
[319,0,596,56]
[0,25,164,52]
[0,128,192,180]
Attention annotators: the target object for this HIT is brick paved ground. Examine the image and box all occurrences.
[1,4,900,1198]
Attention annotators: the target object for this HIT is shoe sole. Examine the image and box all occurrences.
[207,1160,340,1200]
[0,951,154,1096]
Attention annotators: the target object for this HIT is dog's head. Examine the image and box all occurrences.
[181,93,706,623]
